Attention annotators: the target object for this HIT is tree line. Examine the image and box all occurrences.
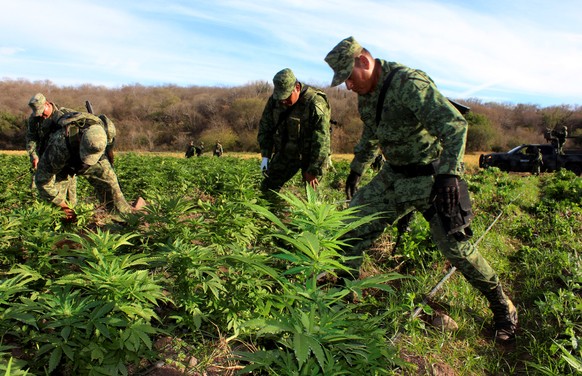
[0,78,581,154]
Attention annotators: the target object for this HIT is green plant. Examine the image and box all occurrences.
[236,187,410,374]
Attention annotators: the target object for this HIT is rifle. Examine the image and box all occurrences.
[448,99,471,115]
[85,100,94,114]
[85,100,115,166]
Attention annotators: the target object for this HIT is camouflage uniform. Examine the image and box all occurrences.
[325,37,517,342]
[35,113,133,214]
[26,93,77,206]
[213,142,223,157]
[258,69,331,193]
[185,141,195,158]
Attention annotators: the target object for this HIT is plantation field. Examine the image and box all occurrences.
[0,153,580,375]
[1,150,486,169]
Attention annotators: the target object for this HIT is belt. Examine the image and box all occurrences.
[389,160,439,177]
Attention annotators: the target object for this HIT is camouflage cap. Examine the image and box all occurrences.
[272,68,297,100]
[80,125,107,166]
[28,93,47,117]
[324,36,363,87]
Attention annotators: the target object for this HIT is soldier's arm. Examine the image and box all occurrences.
[349,106,380,175]
[34,134,70,206]
[405,71,467,176]
[305,96,331,176]
[257,97,277,158]
[25,116,40,164]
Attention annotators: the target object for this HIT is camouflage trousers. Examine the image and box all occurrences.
[31,171,77,206]
[261,153,307,194]
[84,159,133,214]
[343,166,499,293]
[261,151,328,202]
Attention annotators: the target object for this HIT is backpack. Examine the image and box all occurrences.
[58,112,108,173]
[59,112,116,145]
[97,114,117,146]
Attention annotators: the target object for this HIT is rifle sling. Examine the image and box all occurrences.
[376,67,403,126]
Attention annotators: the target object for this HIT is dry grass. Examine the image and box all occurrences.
[0,150,483,169]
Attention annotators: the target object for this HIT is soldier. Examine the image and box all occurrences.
[35,112,137,222]
[196,141,204,157]
[26,93,77,204]
[185,141,195,158]
[213,140,223,157]
[324,36,517,343]
[557,126,568,155]
[529,146,543,175]
[257,68,331,198]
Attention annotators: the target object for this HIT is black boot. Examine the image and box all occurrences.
[483,284,518,343]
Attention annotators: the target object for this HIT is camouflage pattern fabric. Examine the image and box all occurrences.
[26,102,77,204]
[324,36,363,87]
[26,103,75,163]
[349,60,467,176]
[272,68,297,100]
[340,60,499,293]
[345,167,499,292]
[35,125,133,214]
[257,84,331,191]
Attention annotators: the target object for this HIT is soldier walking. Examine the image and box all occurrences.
[324,36,517,343]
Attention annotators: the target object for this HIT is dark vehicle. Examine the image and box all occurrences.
[479,144,582,176]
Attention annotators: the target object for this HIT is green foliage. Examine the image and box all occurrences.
[466,111,496,151]
[0,153,580,374]
[0,111,21,134]
[237,187,408,374]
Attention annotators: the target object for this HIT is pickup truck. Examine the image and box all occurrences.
[479,144,582,176]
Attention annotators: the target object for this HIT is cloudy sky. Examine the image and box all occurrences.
[1,0,580,107]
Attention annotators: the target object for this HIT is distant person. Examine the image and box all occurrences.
[557,126,568,155]
[213,140,223,157]
[324,36,517,343]
[35,112,140,222]
[530,146,543,175]
[185,141,195,158]
[257,68,331,199]
[26,93,77,204]
[196,141,204,157]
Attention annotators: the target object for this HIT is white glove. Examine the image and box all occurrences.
[260,157,269,172]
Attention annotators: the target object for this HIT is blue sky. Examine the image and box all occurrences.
[2,0,581,107]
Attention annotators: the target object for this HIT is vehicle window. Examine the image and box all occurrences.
[540,146,553,155]
[508,145,525,154]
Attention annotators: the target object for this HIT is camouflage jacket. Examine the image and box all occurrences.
[25,103,75,162]
[257,84,331,176]
[350,59,467,176]
[35,117,106,206]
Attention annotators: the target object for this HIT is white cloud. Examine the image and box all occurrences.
[1,0,581,106]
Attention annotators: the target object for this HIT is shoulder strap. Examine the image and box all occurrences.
[376,67,403,125]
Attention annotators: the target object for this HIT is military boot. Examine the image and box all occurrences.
[483,284,518,343]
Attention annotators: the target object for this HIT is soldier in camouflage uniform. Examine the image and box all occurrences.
[257,68,331,198]
[324,37,517,343]
[26,93,77,205]
[35,112,134,222]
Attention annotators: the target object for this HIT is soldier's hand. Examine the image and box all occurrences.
[432,174,460,216]
[59,202,77,223]
[345,170,362,200]
[303,172,319,189]
[32,158,39,170]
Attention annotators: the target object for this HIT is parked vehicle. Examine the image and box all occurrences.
[479,144,582,176]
